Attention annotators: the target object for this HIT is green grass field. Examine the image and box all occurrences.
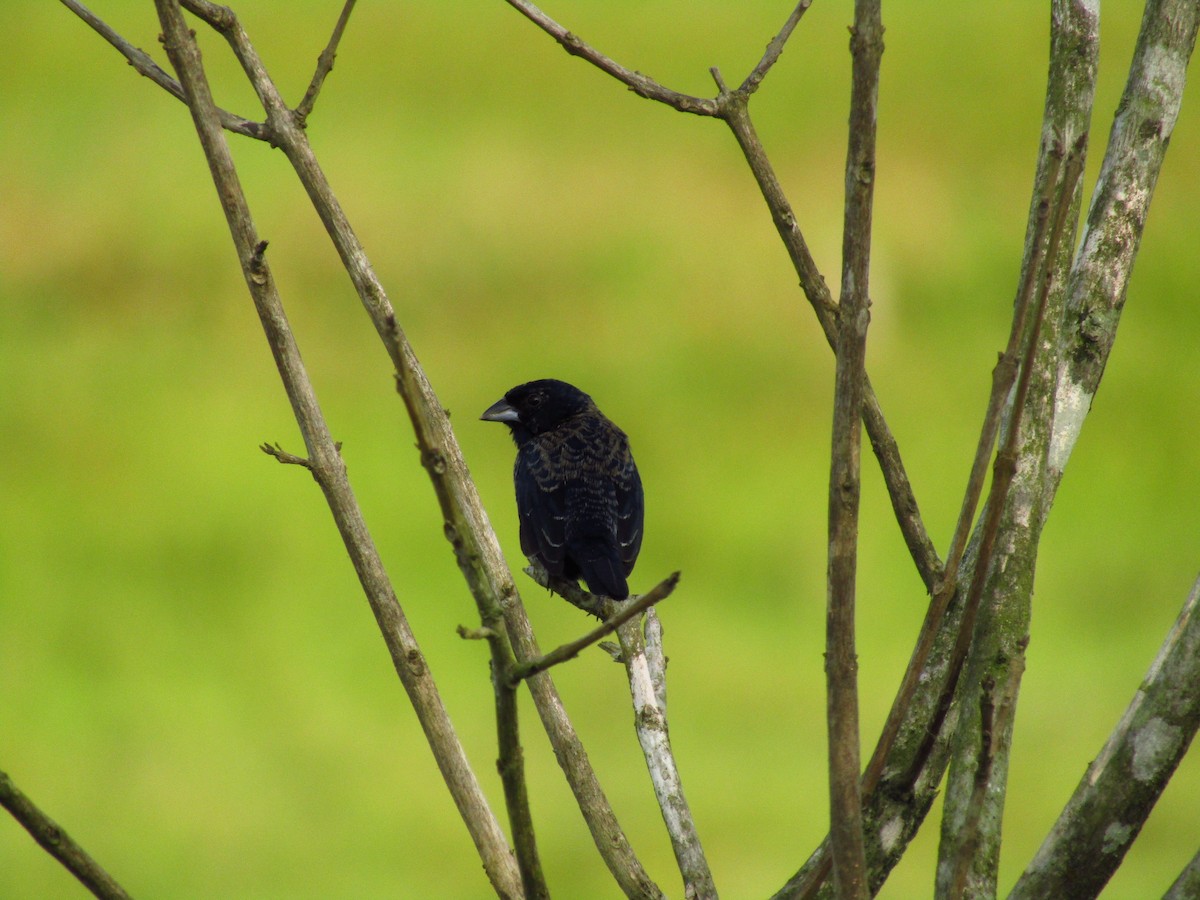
[3,2,1198,897]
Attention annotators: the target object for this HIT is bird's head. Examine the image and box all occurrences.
[480,379,593,438]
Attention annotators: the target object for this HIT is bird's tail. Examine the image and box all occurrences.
[570,537,630,600]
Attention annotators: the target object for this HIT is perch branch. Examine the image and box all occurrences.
[525,563,714,896]
[0,769,132,900]
[150,3,525,895]
[509,573,681,684]
[296,0,357,123]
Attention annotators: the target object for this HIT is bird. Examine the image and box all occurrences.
[481,379,644,601]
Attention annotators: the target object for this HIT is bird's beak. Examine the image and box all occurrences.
[480,398,520,424]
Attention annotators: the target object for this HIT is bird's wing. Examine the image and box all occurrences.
[515,443,569,576]
[613,444,644,576]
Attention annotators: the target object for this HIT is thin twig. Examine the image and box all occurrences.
[260,441,314,469]
[740,1,814,96]
[150,3,525,895]
[500,0,718,116]
[0,769,132,900]
[509,573,681,684]
[57,0,264,139]
[296,0,357,122]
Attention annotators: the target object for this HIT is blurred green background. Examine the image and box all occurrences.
[3,2,1198,897]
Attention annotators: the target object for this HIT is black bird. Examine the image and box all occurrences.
[481,379,644,600]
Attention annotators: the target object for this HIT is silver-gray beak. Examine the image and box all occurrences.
[481,398,520,424]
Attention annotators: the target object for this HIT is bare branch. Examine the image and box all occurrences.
[740,1,814,95]
[57,0,265,139]
[150,3,524,895]
[0,769,132,900]
[862,140,1070,801]
[779,5,1102,894]
[295,0,357,123]
[500,0,717,115]
[509,573,681,684]
[616,602,716,898]
[1010,574,1200,898]
[714,87,942,593]
[260,441,314,470]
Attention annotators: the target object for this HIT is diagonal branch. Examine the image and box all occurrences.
[508,572,680,684]
[712,83,941,591]
[501,0,718,115]
[1010,573,1200,898]
[58,0,265,139]
[0,769,132,900]
[149,3,525,896]
[741,1,815,96]
[295,0,357,123]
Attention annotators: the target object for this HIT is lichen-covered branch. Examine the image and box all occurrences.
[935,137,1086,898]
[1048,0,1200,488]
[1010,574,1200,898]
[617,610,716,899]
[778,3,1100,896]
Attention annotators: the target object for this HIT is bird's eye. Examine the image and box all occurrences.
[529,393,544,408]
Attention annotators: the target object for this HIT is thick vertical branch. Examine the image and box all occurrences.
[824,5,882,898]
[149,4,524,897]
[1048,0,1200,488]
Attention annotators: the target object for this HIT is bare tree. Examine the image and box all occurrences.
[4,1,1198,897]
